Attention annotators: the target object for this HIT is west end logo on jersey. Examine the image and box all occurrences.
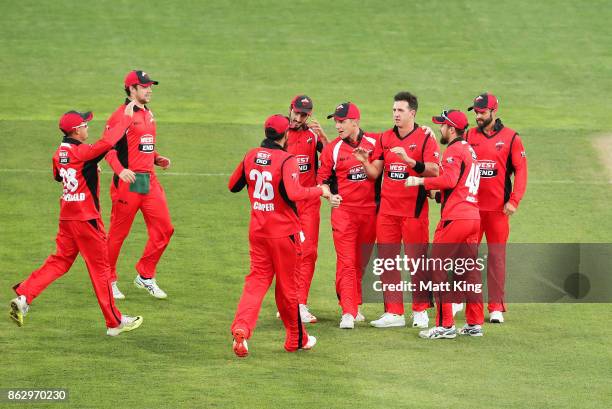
[387,162,409,180]
[478,160,497,177]
[347,164,367,181]
[495,141,505,151]
[138,134,155,153]
[59,150,70,164]
[255,151,272,166]
[296,154,311,173]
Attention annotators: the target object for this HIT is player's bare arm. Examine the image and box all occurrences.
[390,146,439,177]
[353,147,382,179]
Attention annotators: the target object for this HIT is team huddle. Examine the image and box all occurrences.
[229,91,527,357]
[9,71,173,336]
[6,71,528,354]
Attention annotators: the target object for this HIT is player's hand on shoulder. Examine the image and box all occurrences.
[124,100,138,117]
[421,125,436,139]
[155,155,171,170]
[119,168,136,183]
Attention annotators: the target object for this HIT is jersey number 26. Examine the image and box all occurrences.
[249,169,274,200]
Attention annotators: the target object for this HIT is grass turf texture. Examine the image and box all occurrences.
[1,1,611,408]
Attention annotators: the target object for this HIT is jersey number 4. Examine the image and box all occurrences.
[465,163,481,195]
[249,169,274,200]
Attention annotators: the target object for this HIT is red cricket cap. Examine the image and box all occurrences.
[468,93,498,113]
[327,102,360,120]
[264,114,290,135]
[290,95,313,114]
[59,111,93,134]
[124,70,159,88]
[432,109,469,130]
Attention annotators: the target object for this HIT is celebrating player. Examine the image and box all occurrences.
[285,95,329,323]
[465,93,528,323]
[105,70,174,300]
[228,114,331,357]
[10,102,143,336]
[355,92,440,329]
[318,102,378,329]
[406,109,484,339]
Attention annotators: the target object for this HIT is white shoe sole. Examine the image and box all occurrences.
[419,332,457,339]
[134,279,167,299]
[107,316,143,336]
[412,321,429,329]
[370,321,406,328]
[9,300,24,327]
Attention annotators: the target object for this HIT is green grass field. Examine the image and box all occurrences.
[1,1,611,408]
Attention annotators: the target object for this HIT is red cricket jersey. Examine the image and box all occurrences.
[228,139,323,238]
[52,115,132,221]
[424,137,480,221]
[465,119,527,211]
[105,100,158,184]
[317,131,378,214]
[371,125,440,218]
[286,126,322,188]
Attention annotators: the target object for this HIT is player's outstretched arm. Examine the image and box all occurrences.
[282,156,324,201]
[228,160,247,193]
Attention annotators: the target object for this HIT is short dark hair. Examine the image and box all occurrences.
[265,128,285,140]
[394,92,418,112]
[455,127,465,136]
[124,86,132,97]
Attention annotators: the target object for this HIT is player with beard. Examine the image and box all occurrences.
[406,109,484,339]
[318,102,378,329]
[285,95,329,323]
[465,93,527,323]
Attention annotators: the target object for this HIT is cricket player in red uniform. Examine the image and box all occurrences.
[285,95,329,323]
[229,114,331,357]
[466,93,528,323]
[406,109,484,339]
[355,92,440,329]
[9,103,143,336]
[318,102,378,329]
[105,70,174,300]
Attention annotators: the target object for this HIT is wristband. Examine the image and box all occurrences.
[412,161,425,174]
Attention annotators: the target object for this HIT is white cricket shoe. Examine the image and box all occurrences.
[106,315,143,336]
[452,303,464,317]
[489,311,504,323]
[111,281,125,300]
[299,304,317,323]
[355,309,366,322]
[411,310,429,328]
[9,295,29,327]
[459,324,484,337]
[302,335,317,350]
[339,313,355,329]
[134,276,167,299]
[370,312,406,328]
[418,326,457,339]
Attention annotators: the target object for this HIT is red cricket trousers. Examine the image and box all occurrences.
[108,174,174,281]
[231,233,309,352]
[296,198,321,305]
[14,219,122,328]
[331,207,376,318]
[478,211,509,312]
[376,214,431,314]
[430,219,483,328]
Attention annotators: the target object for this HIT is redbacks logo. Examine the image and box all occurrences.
[255,151,272,166]
[347,164,367,181]
[478,160,497,177]
[138,134,155,153]
[59,150,70,164]
[408,143,417,152]
[296,155,311,173]
[495,141,505,151]
[387,162,408,180]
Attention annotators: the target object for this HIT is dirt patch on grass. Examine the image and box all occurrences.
[592,135,612,183]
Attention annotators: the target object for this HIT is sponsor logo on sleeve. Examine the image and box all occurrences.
[59,150,70,164]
